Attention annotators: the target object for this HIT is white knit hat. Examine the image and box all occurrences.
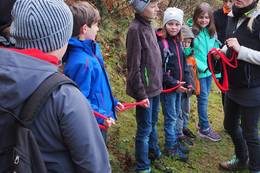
[163,7,184,26]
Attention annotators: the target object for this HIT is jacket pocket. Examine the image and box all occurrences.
[13,147,32,173]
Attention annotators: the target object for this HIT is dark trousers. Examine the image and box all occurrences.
[224,96,260,171]
[100,129,107,144]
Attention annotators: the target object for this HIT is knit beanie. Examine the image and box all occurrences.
[182,25,194,39]
[163,7,184,26]
[10,0,73,52]
[128,0,151,13]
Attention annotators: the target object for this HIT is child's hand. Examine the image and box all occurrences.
[212,48,221,60]
[176,86,188,93]
[140,98,150,108]
[104,117,115,128]
[115,102,125,112]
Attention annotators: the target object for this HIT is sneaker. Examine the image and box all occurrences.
[136,168,151,173]
[178,135,194,146]
[177,140,190,153]
[198,128,221,142]
[164,145,188,162]
[183,128,196,139]
[219,155,248,171]
[152,159,173,173]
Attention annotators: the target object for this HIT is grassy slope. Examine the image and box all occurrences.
[99,15,251,173]
[108,81,243,173]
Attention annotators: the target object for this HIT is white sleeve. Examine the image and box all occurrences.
[220,45,228,54]
[237,46,260,65]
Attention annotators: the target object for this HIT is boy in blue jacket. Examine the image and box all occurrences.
[64,1,124,142]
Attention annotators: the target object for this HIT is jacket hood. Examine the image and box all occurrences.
[0,48,58,111]
[66,37,104,66]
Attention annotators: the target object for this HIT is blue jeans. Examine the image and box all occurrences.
[224,96,260,172]
[135,95,161,172]
[181,93,190,130]
[161,92,181,148]
[197,76,212,131]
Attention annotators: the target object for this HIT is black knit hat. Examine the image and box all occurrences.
[0,0,16,33]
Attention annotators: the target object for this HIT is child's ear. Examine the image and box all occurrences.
[80,24,88,34]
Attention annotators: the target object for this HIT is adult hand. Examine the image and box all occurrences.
[140,98,150,108]
[115,102,125,112]
[226,38,240,52]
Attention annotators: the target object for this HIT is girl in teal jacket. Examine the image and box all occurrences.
[192,2,221,142]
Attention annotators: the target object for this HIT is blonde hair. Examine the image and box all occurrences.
[248,0,260,31]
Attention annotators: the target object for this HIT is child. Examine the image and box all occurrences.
[64,1,124,143]
[179,25,200,145]
[192,2,221,142]
[126,0,163,172]
[157,7,192,162]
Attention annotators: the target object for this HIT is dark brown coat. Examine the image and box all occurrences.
[126,14,162,100]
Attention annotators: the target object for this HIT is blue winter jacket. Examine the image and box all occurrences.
[64,38,118,125]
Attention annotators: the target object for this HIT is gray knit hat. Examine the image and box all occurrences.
[163,7,184,26]
[10,0,73,52]
[128,0,151,13]
[182,25,194,39]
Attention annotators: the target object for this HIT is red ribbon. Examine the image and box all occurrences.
[207,48,238,92]
[93,100,147,130]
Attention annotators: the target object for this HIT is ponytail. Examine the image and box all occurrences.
[248,0,260,31]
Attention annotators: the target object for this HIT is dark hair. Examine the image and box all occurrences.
[192,2,216,37]
[69,1,100,37]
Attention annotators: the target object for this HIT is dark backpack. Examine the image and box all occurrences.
[0,72,76,173]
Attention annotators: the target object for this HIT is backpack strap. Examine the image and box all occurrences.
[20,72,77,125]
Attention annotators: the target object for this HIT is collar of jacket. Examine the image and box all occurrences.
[69,38,97,54]
[228,6,260,18]
[7,48,60,65]
[135,13,151,26]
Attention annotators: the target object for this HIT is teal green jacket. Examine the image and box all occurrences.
[193,28,219,79]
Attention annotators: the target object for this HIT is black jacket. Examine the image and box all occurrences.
[214,8,229,46]
[226,15,260,89]
[226,11,260,106]
[157,34,191,90]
